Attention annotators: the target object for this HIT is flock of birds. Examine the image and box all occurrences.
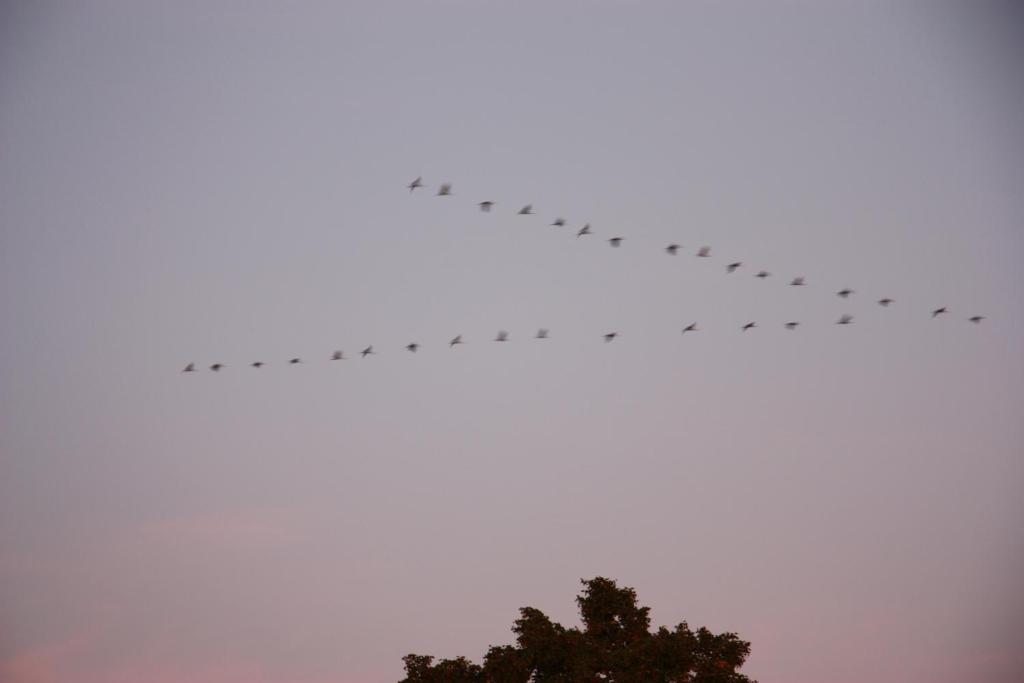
[181,176,987,373]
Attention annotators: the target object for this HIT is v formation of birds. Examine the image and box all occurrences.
[181,176,988,373]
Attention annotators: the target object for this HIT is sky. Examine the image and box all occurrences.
[1,1,1022,682]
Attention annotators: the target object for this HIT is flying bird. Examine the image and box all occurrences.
[551,218,566,227]
[932,307,948,318]
[742,322,757,331]
[878,298,894,307]
[682,323,698,334]
[251,361,264,368]
[361,346,374,358]
[406,343,419,352]
[837,289,854,298]
[518,204,533,215]
[665,244,680,255]
[331,351,344,361]
[210,363,224,371]
[182,363,195,372]
[408,176,423,192]
[837,315,853,325]
[479,201,494,212]
[790,277,806,286]
[697,246,711,258]
[449,335,463,347]
[785,322,799,330]
[577,224,592,237]
[726,262,742,273]
[604,332,618,343]
[755,270,770,278]
[437,183,452,196]
[968,316,985,324]
[494,330,509,342]
[289,358,301,364]
[536,329,549,339]
[608,237,623,247]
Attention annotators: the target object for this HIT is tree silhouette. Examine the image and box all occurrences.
[399,577,755,683]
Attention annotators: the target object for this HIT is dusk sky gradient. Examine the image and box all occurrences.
[1,2,1023,682]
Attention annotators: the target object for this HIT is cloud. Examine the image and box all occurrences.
[0,637,363,683]
[0,637,85,683]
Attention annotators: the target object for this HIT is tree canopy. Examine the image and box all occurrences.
[398,577,755,683]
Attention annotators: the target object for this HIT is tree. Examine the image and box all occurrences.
[398,577,755,683]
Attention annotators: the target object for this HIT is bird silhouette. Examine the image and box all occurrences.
[408,176,423,192]
[682,323,698,334]
[479,201,494,212]
[878,298,894,307]
[755,270,770,278]
[608,237,623,247]
[837,315,853,325]
[361,346,374,358]
[210,363,224,371]
[406,343,419,352]
[932,307,948,318]
[494,330,509,342]
[604,332,618,342]
[726,262,742,273]
[518,205,533,215]
[182,363,195,372]
[577,224,592,237]
[837,289,854,298]
[449,335,463,347]
[742,322,757,331]
[551,218,566,227]
[251,361,264,368]
[968,316,985,324]
[437,183,452,196]
[331,351,344,361]
[697,246,711,258]
[665,244,680,255]
[785,322,799,330]
[536,329,549,339]
[289,358,301,364]
[790,277,806,286]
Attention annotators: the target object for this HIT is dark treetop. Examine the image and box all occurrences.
[398,577,755,683]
